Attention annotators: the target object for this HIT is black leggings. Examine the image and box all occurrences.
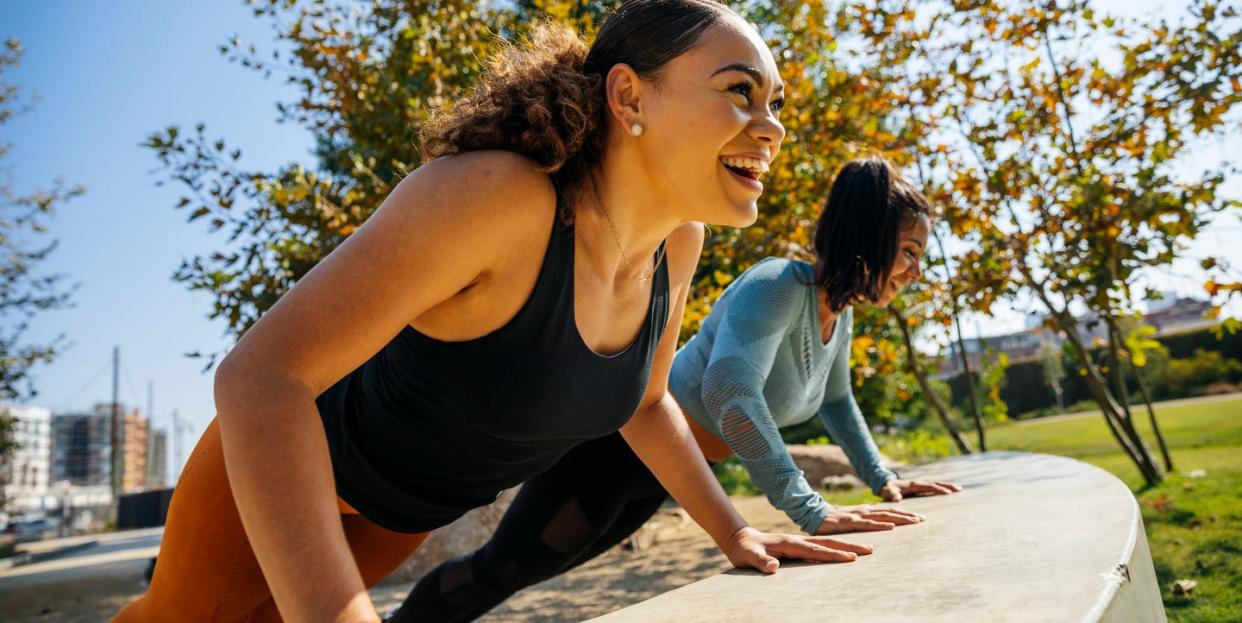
[387,432,677,622]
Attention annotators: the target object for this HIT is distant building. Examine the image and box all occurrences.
[51,407,112,488]
[1144,297,1215,335]
[1,405,53,513]
[148,428,168,489]
[123,411,149,492]
[937,297,1216,378]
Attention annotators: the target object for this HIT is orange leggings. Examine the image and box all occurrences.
[113,418,429,622]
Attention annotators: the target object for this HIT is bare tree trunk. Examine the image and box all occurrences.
[1110,317,1174,472]
[1134,367,1174,472]
[1106,318,1134,422]
[1073,350,1162,485]
[932,229,986,451]
[1017,267,1162,486]
[890,305,973,454]
[1101,318,1164,484]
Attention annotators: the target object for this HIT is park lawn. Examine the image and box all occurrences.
[822,396,1241,622]
[984,396,1242,622]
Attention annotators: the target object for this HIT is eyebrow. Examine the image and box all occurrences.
[712,63,785,93]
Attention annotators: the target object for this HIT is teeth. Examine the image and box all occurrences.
[720,156,769,174]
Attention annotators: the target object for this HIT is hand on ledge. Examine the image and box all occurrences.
[723,526,873,574]
[879,479,962,502]
[815,505,926,535]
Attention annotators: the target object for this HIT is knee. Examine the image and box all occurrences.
[472,541,569,595]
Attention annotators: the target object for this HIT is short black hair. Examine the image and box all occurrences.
[813,156,932,312]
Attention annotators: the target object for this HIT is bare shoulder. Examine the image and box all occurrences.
[392,150,557,233]
[665,221,707,284]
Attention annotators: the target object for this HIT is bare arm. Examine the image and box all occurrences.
[214,152,556,622]
[621,227,873,572]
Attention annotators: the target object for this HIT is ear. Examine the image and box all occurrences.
[604,63,645,132]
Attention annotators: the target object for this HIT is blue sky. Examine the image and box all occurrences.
[2,0,1238,477]
[2,0,314,471]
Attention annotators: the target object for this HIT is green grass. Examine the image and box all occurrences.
[881,396,1242,622]
[726,396,1242,620]
[980,396,1242,622]
[984,397,1242,486]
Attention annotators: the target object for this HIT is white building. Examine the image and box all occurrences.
[1,405,54,514]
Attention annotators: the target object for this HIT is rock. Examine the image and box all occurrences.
[820,474,865,491]
[390,486,520,582]
[787,444,893,490]
[1171,579,1197,596]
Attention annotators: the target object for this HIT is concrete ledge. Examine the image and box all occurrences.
[588,452,1165,623]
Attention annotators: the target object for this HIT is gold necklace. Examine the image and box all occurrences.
[591,176,668,283]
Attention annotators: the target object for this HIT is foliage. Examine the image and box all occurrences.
[977,348,1009,422]
[0,39,82,458]
[711,457,758,496]
[897,0,1242,484]
[874,427,956,464]
[145,0,528,367]
[146,0,966,443]
[1154,349,1242,397]
[152,1,1240,484]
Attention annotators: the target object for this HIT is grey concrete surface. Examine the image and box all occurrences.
[587,452,1165,623]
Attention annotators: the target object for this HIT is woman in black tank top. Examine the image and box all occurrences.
[116,2,875,621]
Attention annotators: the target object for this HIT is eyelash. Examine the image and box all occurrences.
[728,81,785,113]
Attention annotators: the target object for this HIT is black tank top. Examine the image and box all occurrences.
[316,215,670,533]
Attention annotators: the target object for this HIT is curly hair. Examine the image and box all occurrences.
[419,25,600,192]
[419,1,734,214]
[813,157,933,313]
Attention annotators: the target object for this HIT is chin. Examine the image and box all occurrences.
[717,200,759,228]
[695,206,757,228]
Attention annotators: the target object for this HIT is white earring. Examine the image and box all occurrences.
[629,122,644,137]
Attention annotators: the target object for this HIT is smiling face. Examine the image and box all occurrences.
[619,18,786,227]
[874,214,931,307]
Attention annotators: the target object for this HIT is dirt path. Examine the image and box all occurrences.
[1,497,793,623]
[372,496,795,622]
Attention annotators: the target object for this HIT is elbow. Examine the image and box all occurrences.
[213,352,313,429]
[213,354,273,434]
[213,354,246,423]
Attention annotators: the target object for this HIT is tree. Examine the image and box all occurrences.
[890,303,973,453]
[147,0,524,367]
[149,0,953,414]
[0,39,82,460]
[905,0,1241,486]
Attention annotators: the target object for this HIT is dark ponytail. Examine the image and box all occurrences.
[813,157,932,313]
[419,1,735,207]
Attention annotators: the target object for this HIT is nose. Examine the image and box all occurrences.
[748,111,785,153]
[909,259,924,281]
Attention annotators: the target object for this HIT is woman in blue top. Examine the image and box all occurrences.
[390,157,961,622]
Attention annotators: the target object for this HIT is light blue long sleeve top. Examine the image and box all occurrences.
[669,257,896,534]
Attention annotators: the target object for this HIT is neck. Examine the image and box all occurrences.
[574,156,682,283]
[816,288,840,340]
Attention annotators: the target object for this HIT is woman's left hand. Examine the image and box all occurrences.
[879,479,962,502]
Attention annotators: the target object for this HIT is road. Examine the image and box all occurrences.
[0,529,161,621]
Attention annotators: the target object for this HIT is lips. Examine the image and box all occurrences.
[720,155,769,181]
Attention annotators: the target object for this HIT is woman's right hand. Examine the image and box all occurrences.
[723,526,874,573]
[814,504,926,535]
